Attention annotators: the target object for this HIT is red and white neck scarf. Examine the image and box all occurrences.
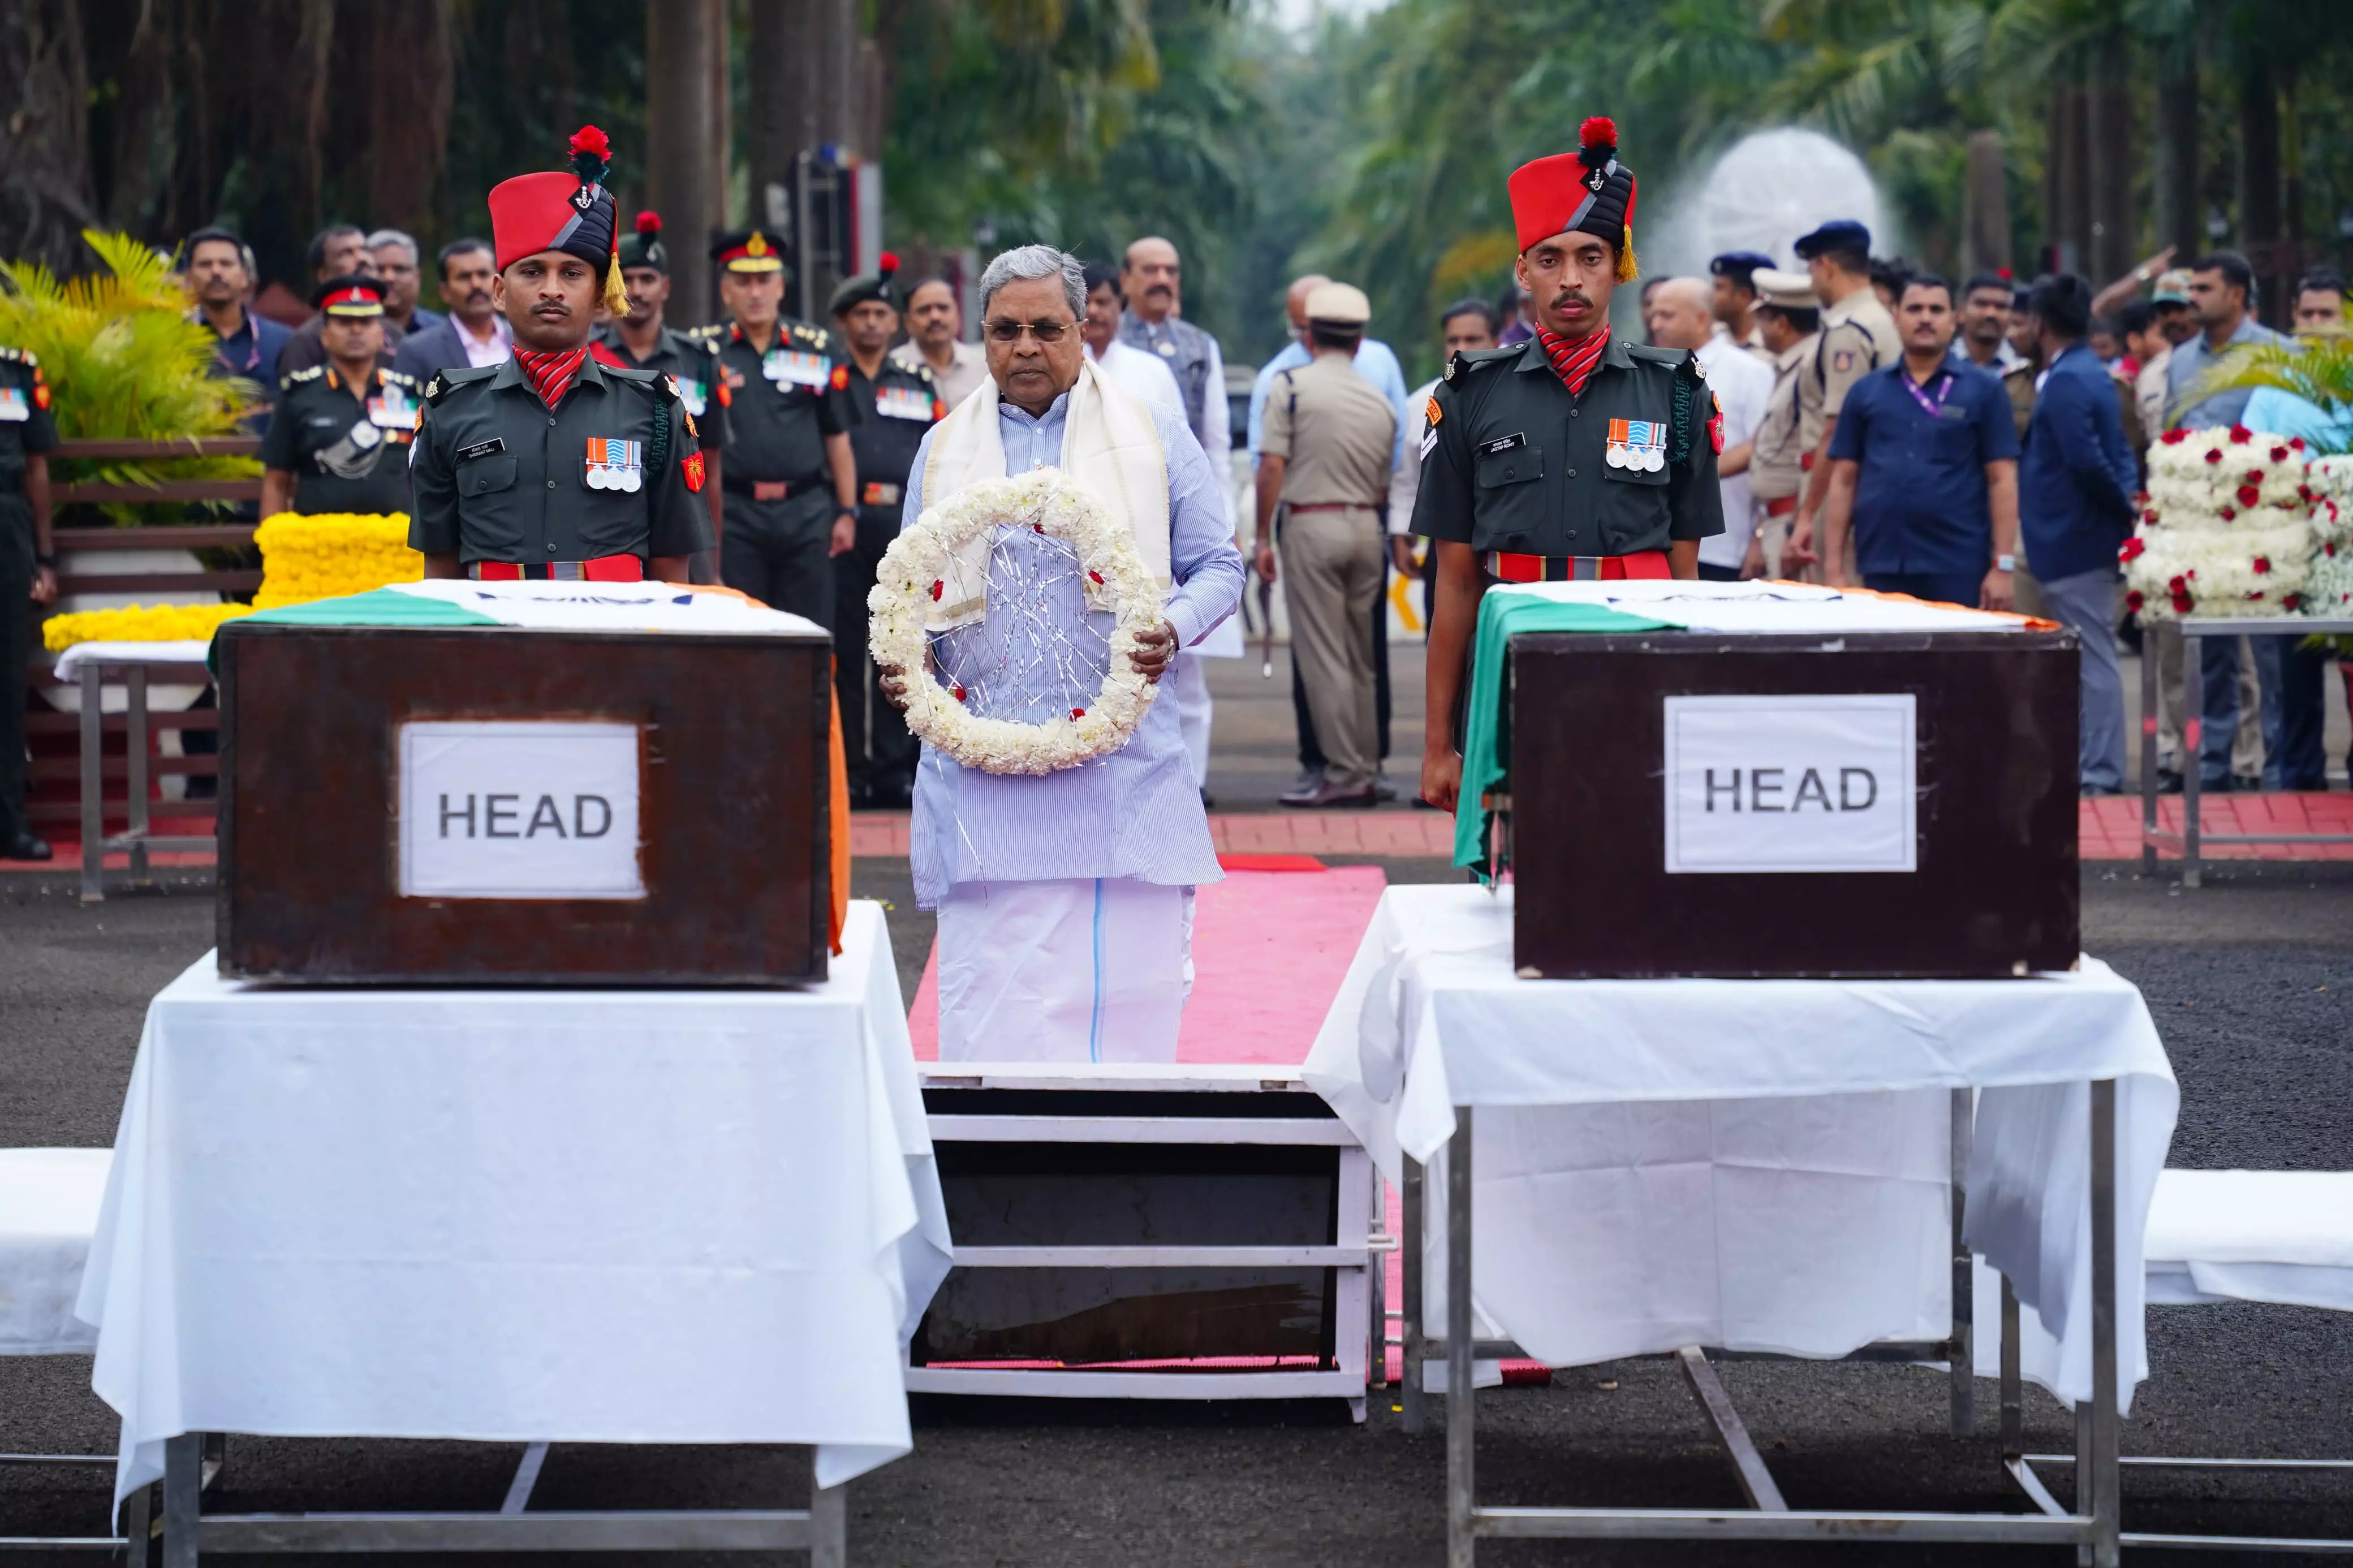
[1535,323,1611,398]
[513,344,589,408]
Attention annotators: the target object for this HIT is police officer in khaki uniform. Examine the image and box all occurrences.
[410,127,711,582]
[1412,117,1723,811]
[1743,267,1822,577]
[696,230,860,630]
[595,210,729,577]
[1789,222,1897,576]
[0,345,58,861]
[261,275,423,517]
[829,256,940,807]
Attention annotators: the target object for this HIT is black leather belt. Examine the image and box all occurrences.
[723,474,827,501]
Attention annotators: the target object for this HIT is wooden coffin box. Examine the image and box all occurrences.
[1505,626,2079,979]
[216,617,833,985]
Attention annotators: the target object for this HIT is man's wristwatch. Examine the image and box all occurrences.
[835,504,859,525]
[1994,553,2017,573]
[34,552,58,569]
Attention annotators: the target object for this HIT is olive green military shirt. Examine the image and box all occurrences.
[408,355,713,566]
[694,317,857,486]
[260,358,420,515]
[0,347,59,494]
[1409,334,1723,557]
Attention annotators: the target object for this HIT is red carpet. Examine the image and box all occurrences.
[905,863,1390,1061]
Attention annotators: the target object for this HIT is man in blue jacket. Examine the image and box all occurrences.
[2020,273,2140,794]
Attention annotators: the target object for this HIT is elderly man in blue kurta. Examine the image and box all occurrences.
[881,245,1246,1062]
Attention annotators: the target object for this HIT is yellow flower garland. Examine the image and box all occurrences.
[41,512,425,650]
[252,512,423,607]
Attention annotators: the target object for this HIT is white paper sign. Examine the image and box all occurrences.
[1662,694,1916,875]
[398,721,645,899]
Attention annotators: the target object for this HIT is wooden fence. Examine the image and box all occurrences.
[25,438,261,837]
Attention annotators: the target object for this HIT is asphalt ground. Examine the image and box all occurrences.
[2,858,2350,1565]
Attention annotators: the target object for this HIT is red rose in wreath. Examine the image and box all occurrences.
[2119,536,2147,562]
[2160,429,2189,445]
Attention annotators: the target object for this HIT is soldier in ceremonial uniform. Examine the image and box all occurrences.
[408,126,712,584]
[1743,267,1823,576]
[697,230,860,630]
[595,209,729,577]
[1412,116,1722,812]
[0,344,58,862]
[260,275,423,517]
[829,255,939,808]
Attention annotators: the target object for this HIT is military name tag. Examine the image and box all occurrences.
[764,349,831,388]
[584,437,644,492]
[0,386,27,422]
[1606,418,1667,473]
[456,437,507,464]
[876,386,936,421]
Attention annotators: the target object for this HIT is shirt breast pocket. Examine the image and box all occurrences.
[455,453,522,555]
[1474,444,1545,544]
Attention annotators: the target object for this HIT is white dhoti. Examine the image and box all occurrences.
[936,878,1195,1062]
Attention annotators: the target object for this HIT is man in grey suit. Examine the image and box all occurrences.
[392,239,512,381]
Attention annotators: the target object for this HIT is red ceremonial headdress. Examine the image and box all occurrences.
[1507,116,1640,282]
[486,126,628,317]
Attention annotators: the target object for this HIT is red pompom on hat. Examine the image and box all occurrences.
[1508,116,1639,277]
[879,250,900,279]
[636,210,661,236]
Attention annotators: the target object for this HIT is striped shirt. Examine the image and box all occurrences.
[898,388,1247,908]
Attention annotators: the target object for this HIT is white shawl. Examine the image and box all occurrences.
[919,357,1170,630]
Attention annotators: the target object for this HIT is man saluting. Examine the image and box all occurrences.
[1411,116,1723,811]
[409,127,712,584]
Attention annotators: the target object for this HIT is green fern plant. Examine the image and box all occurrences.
[0,230,263,525]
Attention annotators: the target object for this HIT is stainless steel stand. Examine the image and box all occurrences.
[1430,1082,2123,1566]
[159,1435,845,1564]
[76,658,213,904]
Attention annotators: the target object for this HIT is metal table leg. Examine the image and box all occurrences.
[1949,1087,1973,1436]
[79,664,104,904]
[162,1432,200,1568]
[809,1452,846,1568]
[1446,1109,1475,1568]
[126,666,150,883]
[2180,630,2203,888]
[2089,1078,2119,1568]
[1368,1171,1387,1392]
[1401,1152,1425,1435]
[2139,624,2160,874]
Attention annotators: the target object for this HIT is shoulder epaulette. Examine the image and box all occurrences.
[1624,343,1687,369]
[683,322,724,343]
[792,320,832,351]
[381,367,419,389]
[604,364,663,391]
[0,347,27,365]
[281,365,325,390]
[1443,345,1518,382]
[421,364,498,404]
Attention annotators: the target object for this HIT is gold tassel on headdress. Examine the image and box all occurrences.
[604,248,630,318]
[1618,224,1639,283]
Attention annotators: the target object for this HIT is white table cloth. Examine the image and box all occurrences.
[0,1148,111,1355]
[77,900,951,1508]
[1302,884,2178,1412]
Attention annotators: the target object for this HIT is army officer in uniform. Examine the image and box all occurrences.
[410,127,711,582]
[1411,116,1723,811]
[829,255,940,808]
[595,209,729,577]
[261,275,423,517]
[696,230,860,630]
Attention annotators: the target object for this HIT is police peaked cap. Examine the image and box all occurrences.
[1709,251,1775,284]
[1507,116,1639,282]
[618,210,666,273]
[1793,220,1872,260]
[828,253,904,318]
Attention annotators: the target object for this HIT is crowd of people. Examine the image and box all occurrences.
[5,179,2346,867]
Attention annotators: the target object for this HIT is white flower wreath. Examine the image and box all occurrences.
[867,468,1163,775]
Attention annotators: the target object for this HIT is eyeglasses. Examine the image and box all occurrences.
[984,318,1075,343]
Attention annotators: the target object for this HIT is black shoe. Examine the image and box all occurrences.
[2081,784,2122,797]
[868,777,913,811]
[2154,768,2184,796]
[3,831,53,862]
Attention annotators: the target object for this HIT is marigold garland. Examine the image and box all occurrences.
[41,601,252,652]
[252,511,423,607]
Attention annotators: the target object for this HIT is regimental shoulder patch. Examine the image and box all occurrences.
[1832,349,1855,373]
[1424,394,1442,427]
[1708,390,1726,455]
[717,378,732,407]
[681,449,706,493]
[829,362,850,391]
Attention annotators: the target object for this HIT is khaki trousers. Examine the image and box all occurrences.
[1281,507,1384,791]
